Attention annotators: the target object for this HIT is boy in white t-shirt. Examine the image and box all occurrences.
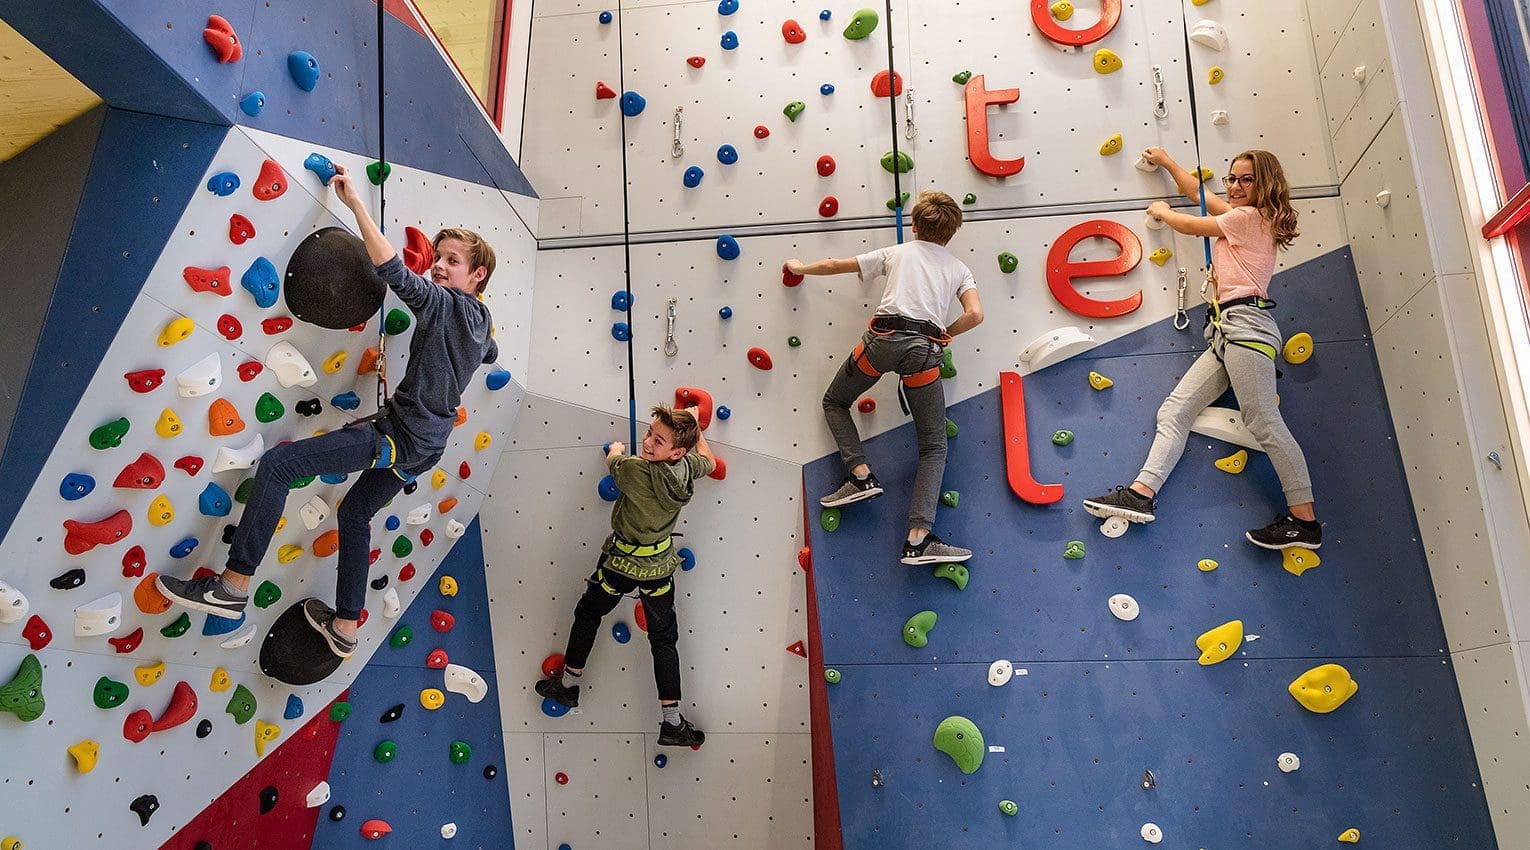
[786,190,984,565]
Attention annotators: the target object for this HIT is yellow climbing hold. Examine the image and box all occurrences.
[156,408,184,439]
[1283,547,1321,577]
[158,316,195,347]
[439,575,459,597]
[420,688,445,711]
[277,544,304,564]
[1099,133,1124,156]
[1149,248,1173,266]
[147,494,175,526]
[2,838,21,850]
[1194,166,1216,183]
[1197,558,1219,572]
[1088,371,1113,390]
[1283,332,1314,364]
[475,431,492,451]
[1214,449,1248,474]
[1093,48,1123,74]
[432,469,448,489]
[69,739,100,774]
[322,351,349,374]
[1196,620,1243,665]
[133,660,167,686]
[275,516,287,533]
[1338,827,1361,843]
[1050,0,1073,20]
[1208,66,1225,85]
[1191,0,1214,5]
[254,720,281,756]
[1289,663,1358,714]
[210,667,231,692]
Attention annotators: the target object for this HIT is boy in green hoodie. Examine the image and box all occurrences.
[536,405,713,747]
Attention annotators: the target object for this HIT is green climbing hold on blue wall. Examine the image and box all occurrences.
[933,715,985,774]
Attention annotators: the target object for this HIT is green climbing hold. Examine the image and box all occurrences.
[880,150,913,174]
[1051,430,1074,446]
[0,654,45,722]
[449,740,473,764]
[366,160,392,185]
[389,625,414,649]
[903,610,937,647]
[393,535,413,558]
[952,70,972,85]
[384,308,412,336]
[940,348,956,379]
[788,336,802,348]
[288,475,315,490]
[941,490,959,508]
[235,478,255,504]
[330,701,352,722]
[945,418,958,438]
[1063,540,1086,560]
[226,684,257,725]
[932,563,969,590]
[254,581,282,609]
[843,7,879,39]
[89,417,131,450]
[933,715,985,774]
[374,740,398,763]
[999,799,1019,816]
[254,392,285,423]
[886,191,910,210]
[962,193,977,205]
[824,669,842,684]
[820,508,841,533]
[93,676,129,709]
[160,612,192,638]
[784,101,806,122]
[998,252,1019,274]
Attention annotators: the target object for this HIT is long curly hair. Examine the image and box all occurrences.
[1233,150,1299,249]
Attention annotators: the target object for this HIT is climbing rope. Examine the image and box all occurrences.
[615,2,639,448]
[882,0,904,244]
[374,0,392,411]
[1177,11,1216,302]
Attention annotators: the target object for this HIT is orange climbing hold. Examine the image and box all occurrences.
[455,406,469,426]
[360,820,393,840]
[203,15,243,63]
[403,226,434,275]
[134,574,173,615]
[208,398,246,436]
[253,159,288,201]
[357,347,380,374]
[313,529,340,558]
[871,69,903,98]
[438,497,459,513]
[183,266,232,297]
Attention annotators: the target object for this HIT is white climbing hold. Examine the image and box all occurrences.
[1141,822,1163,843]
[1018,326,1096,372]
[176,353,222,398]
[382,587,402,619]
[1375,189,1392,208]
[74,592,123,637]
[213,433,265,473]
[1108,593,1140,622]
[1188,19,1227,51]
[306,781,331,807]
[1100,516,1131,538]
[0,578,30,624]
[1352,65,1367,83]
[1134,154,1157,173]
[444,663,488,703]
[441,823,458,839]
[1277,752,1301,773]
[300,496,331,531]
[1190,406,1263,452]
[1144,211,1167,231]
[220,626,256,649]
[1211,109,1230,126]
[445,519,466,539]
[406,504,432,526]
[988,659,1014,687]
[265,341,317,388]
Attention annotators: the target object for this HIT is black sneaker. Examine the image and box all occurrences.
[156,573,248,619]
[658,715,706,748]
[300,598,358,658]
[1246,514,1322,550]
[1082,486,1157,523]
[900,533,972,565]
[535,676,580,708]
[819,473,884,508]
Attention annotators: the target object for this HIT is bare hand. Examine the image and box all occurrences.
[330,164,364,211]
[683,406,700,417]
[607,441,626,457]
[1141,146,1172,169]
[1147,200,1172,220]
[784,259,806,275]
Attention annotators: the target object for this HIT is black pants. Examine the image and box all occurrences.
[563,556,682,702]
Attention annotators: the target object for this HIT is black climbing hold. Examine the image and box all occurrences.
[370,575,389,591]
[50,568,86,590]
[296,399,322,416]
[196,842,213,850]
[197,718,213,738]
[380,703,405,723]
[402,480,418,496]
[259,785,279,814]
[284,227,388,329]
[131,793,160,826]
[329,805,346,822]
[483,764,498,780]
[222,524,238,544]
[258,599,344,686]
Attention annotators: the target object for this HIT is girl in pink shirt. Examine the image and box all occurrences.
[1083,148,1322,550]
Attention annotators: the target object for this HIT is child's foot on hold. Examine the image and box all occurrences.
[535,677,580,708]
[1245,513,1322,550]
[300,598,358,658]
[1082,486,1157,523]
[156,573,248,619]
[820,472,883,507]
[658,715,706,748]
[901,533,972,566]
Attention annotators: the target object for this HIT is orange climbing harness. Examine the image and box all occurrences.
[855,314,951,389]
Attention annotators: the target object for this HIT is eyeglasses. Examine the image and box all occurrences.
[1223,174,1257,187]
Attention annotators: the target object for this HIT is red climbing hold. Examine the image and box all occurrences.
[634,600,648,632]
[217,314,243,341]
[64,509,132,555]
[367,547,381,565]
[753,125,770,139]
[253,159,287,201]
[114,453,166,489]
[229,214,255,244]
[555,772,569,785]
[22,614,51,650]
[122,545,147,578]
[203,14,243,63]
[359,820,393,840]
[595,81,617,100]
[398,563,416,582]
[430,610,455,633]
[193,566,218,581]
[151,681,198,732]
[857,398,876,414]
[797,546,812,572]
[674,387,714,430]
[237,360,263,382]
[109,627,144,654]
[426,649,449,669]
[357,608,369,628]
[819,196,839,217]
[786,640,807,658]
[686,56,706,68]
[782,19,806,43]
[783,263,805,287]
[459,461,471,480]
[403,226,434,275]
[747,347,773,370]
[420,529,435,547]
[707,455,727,481]
[183,265,232,296]
[261,316,293,335]
[349,322,368,333]
[123,708,154,743]
[173,456,203,476]
[816,155,836,177]
[541,653,566,678]
[871,69,904,98]
[125,368,166,394]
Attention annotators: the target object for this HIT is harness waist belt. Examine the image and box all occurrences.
[870,314,947,339]
[611,534,672,557]
[1215,295,1276,311]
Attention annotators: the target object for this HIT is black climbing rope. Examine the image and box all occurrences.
[883,0,904,243]
[375,0,391,412]
[615,1,639,448]
[1178,11,1213,272]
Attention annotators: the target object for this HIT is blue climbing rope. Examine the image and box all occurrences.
[1179,12,1213,271]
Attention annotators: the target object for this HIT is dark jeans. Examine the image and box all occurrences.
[225,422,407,620]
[563,556,682,702]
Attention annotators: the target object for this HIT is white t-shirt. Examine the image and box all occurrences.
[855,241,977,329]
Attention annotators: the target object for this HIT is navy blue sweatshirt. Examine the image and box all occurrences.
[374,255,498,474]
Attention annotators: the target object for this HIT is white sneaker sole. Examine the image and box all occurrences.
[155,575,246,619]
[1245,533,1321,551]
[901,551,973,566]
[819,486,884,508]
[1082,501,1155,524]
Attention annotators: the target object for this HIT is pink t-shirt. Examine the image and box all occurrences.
[1211,206,1277,301]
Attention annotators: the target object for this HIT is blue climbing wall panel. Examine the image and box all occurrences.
[317,517,514,848]
[803,249,1498,847]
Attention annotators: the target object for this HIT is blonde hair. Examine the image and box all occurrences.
[1233,150,1299,249]
[650,405,700,452]
[433,228,497,294]
[910,190,963,245]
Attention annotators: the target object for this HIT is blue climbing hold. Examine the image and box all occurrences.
[612,290,633,311]
[716,235,741,260]
[303,153,337,185]
[239,91,265,117]
[541,697,571,718]
[198,483,232,517]
[169,537,199,559]
[486,367,512,391]
[612,622,631,644]
[718,306,733,319]
[721,31,739,50]
[683,166,705,188]
[654,754,668,768]
[60,473,95,501]
[207,172,240,196]
[620,91,646,117]
[716,405,731,420]
[320,473,348,485]
[820,9,832,20]
[717,144,738,165]
[599,10,612,23]
[602,442,615,455]
[679,548,696,572]
[330,392,360,410]
[611,322,631,342]
[385,516,400,532]
[718,0,738,14]
[598,475,620,502]
[284,694,304,720]
[821,83,836,96]
[241,257,280,308]
[202,610,245,636]
[288,51,320,91]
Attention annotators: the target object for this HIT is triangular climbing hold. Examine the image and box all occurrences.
[786,640,806,657]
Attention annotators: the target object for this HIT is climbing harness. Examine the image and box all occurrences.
[664,298,679,357]
[671,107,684,159]
[855,315,950,415]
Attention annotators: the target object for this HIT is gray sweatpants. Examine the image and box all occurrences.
[823,330,948,530]
[1138,306,1315,505]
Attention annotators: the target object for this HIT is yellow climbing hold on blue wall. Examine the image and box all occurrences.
[1338,827,1361,843]
[1094,48,1123,74]
[1197,558,1219,572]
[1283,332,1314,364]
[1196,620,1242,665]
[1289,663,1358,713]
[1283,547,1321,577]
[1214,449,1248,474]
[1088,371,1113,390]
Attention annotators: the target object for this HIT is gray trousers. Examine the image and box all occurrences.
[1138,308,1315,504]
[823,330,948,530]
